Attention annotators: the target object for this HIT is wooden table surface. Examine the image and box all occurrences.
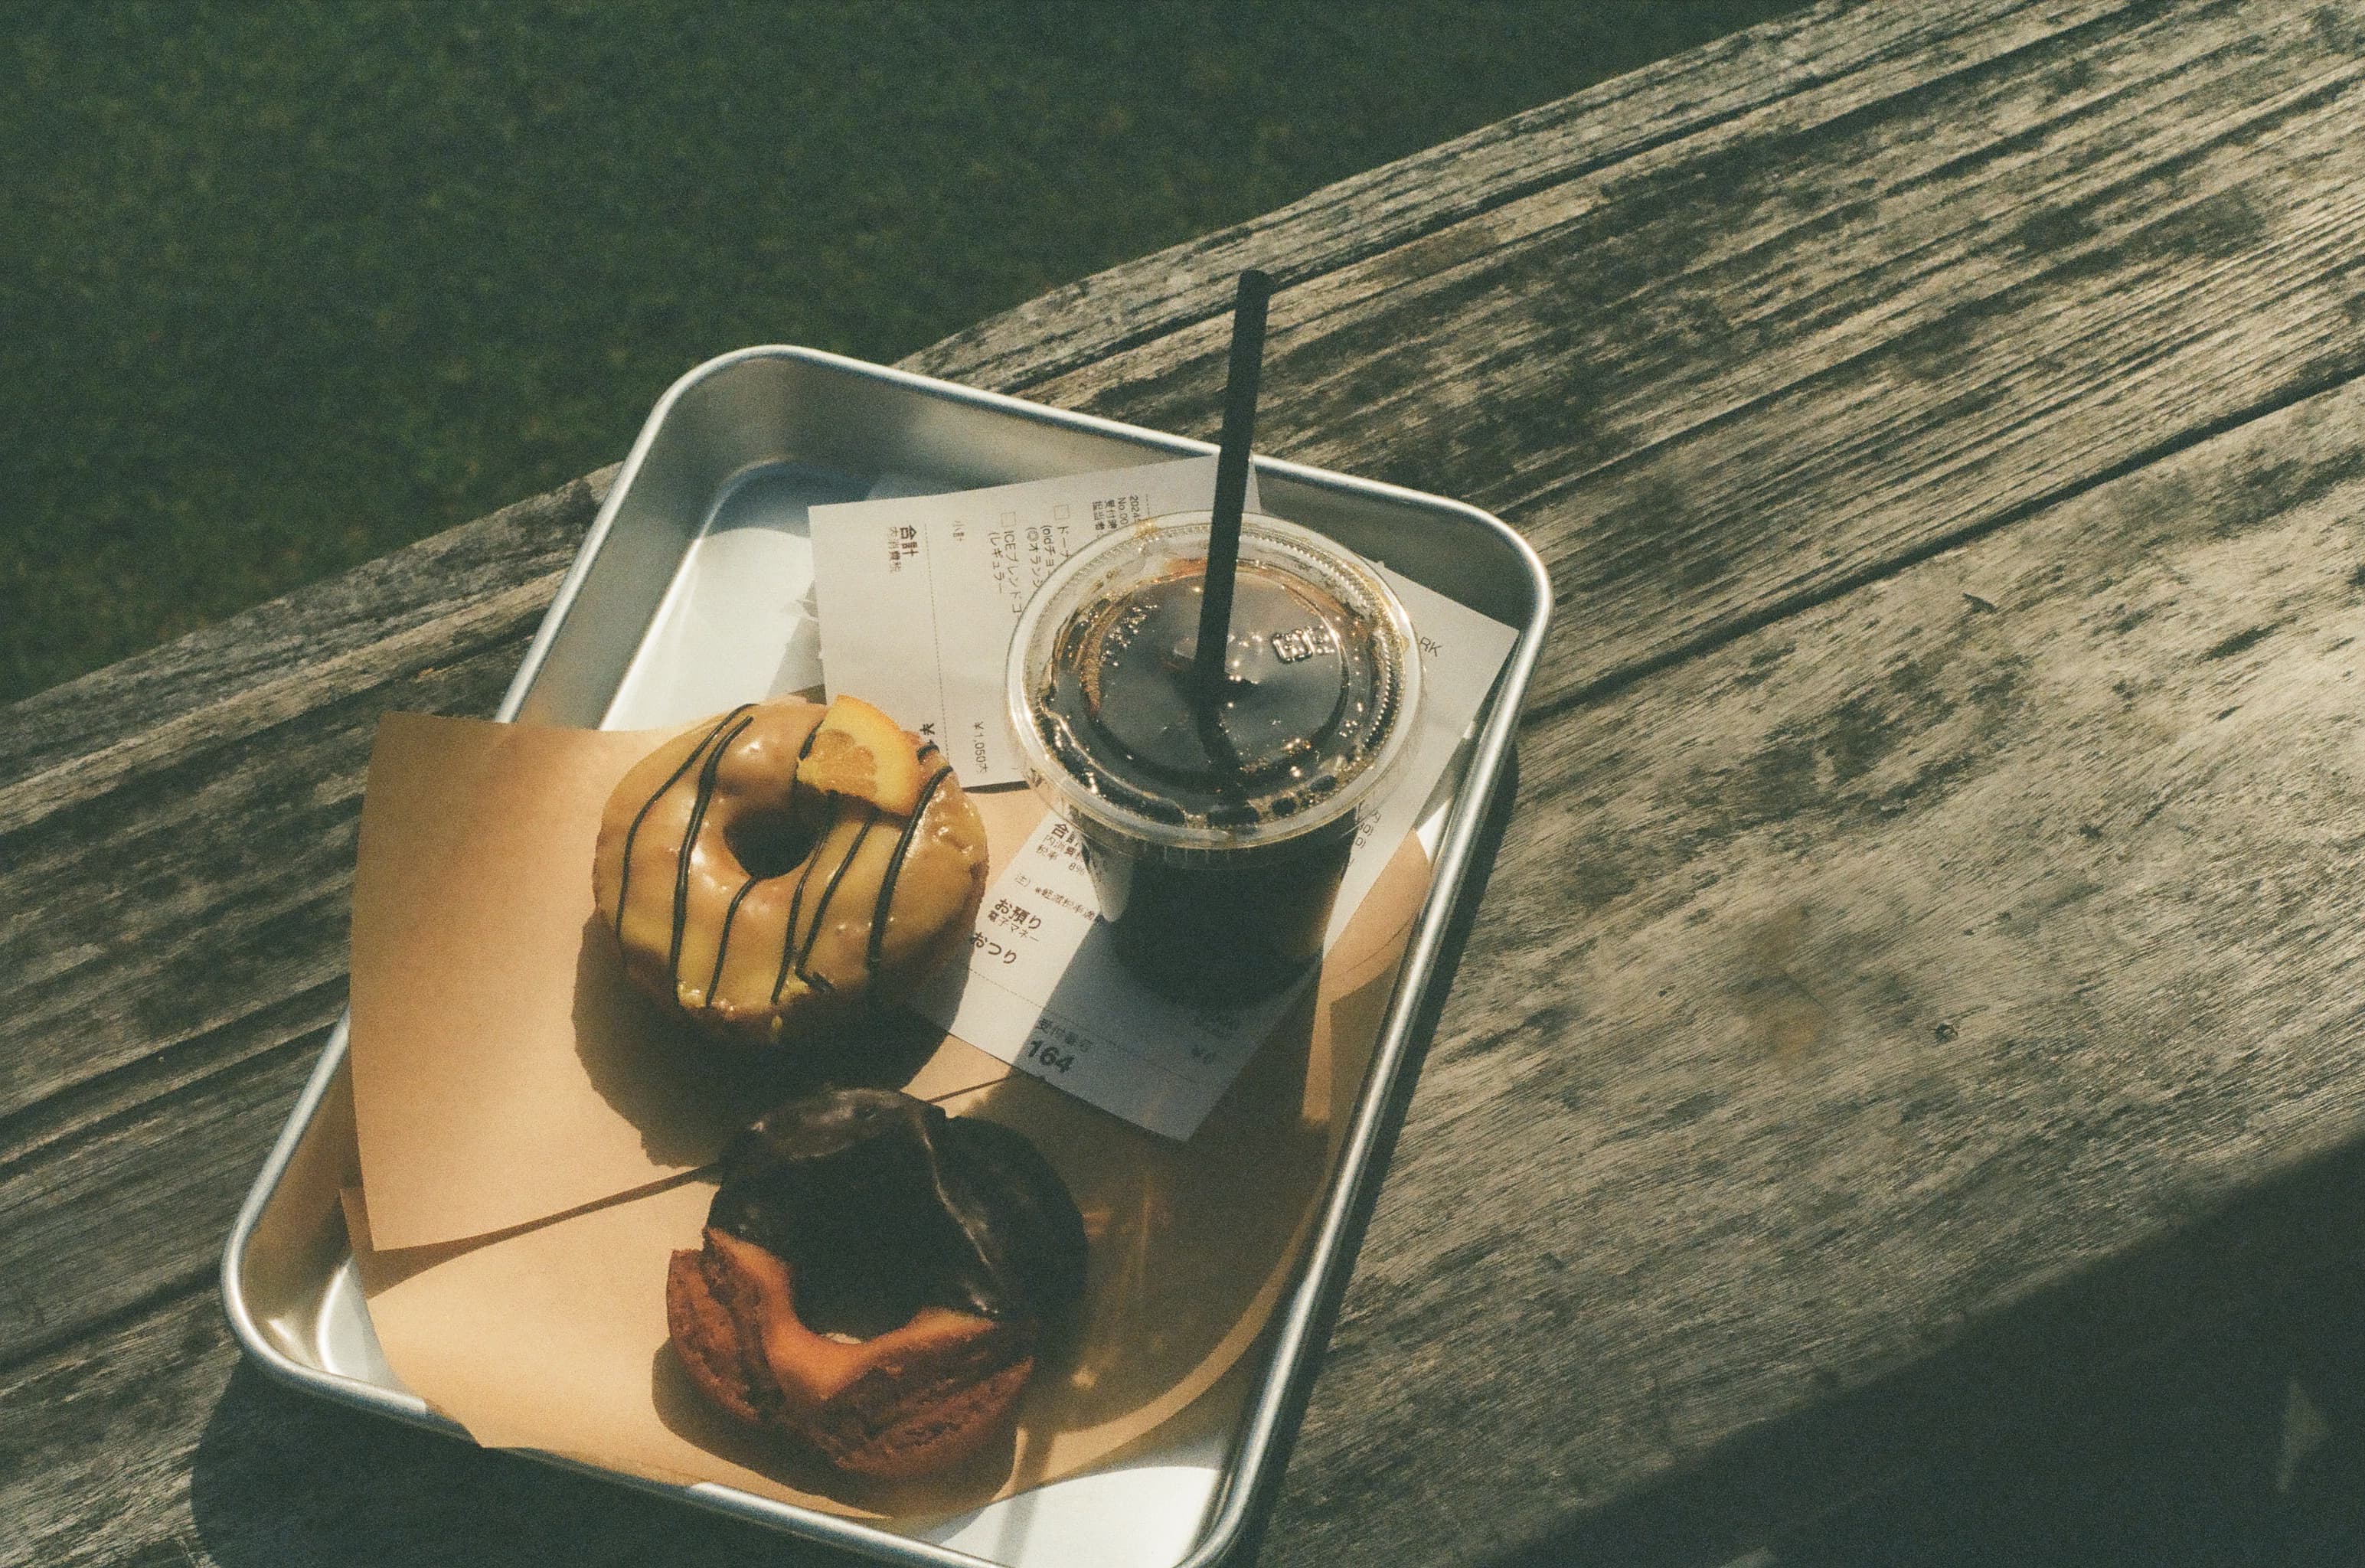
[12,2,2365,1563]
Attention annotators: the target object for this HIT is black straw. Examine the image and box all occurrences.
[1194,268,1273,714]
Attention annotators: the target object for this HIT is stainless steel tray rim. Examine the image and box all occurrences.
[497,345,1213,727]
[219,1017,348,1382]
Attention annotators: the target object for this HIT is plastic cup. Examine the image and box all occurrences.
[1007,511,1422,1000]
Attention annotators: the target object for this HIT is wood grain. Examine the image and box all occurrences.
[0,470,606,812]
[903,0,2138,395]
[0,1291,841,1568]
[9,0,2365,1563]
[1044,0,2365,717]
[0,634,531,1137]
[0,1039,323,1367]
[0,516,580,1364]
[1258,345,2365,1566]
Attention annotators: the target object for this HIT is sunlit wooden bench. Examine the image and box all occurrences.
[11,3,2365,1561]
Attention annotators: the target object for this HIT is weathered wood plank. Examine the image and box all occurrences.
[0,1035,325,1367]
[0,629,559,1368]
[1255,347,2365,1565]
[1382,1133,2365,1565]
[0,1290,841,1568]
[1044,0,2365,719]
[8,2,2365,1563]
[905,0,2136,394]
[0,555,567,1367]
[24,380,2364,1552]
[0,632,531,1138]
[0,470,606,828]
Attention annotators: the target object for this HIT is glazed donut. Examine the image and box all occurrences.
[593,696,988,1046]
[666,1089,1089,1478]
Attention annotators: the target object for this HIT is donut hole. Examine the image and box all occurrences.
[725,807,822,880]
[794,1256,933,1342]
[712,1178,951,1341]
[792,1200,953,1341]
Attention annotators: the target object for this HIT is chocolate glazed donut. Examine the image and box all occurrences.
[665,1089,1089,1479]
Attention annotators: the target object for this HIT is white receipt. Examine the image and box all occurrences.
[911,567,1518,1139]
[809,457,1254,787]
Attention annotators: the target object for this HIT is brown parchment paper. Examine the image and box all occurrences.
[343,710,1429,1515]
[349,712,1044,1250]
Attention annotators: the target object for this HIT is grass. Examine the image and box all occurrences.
[0,0,1801,704]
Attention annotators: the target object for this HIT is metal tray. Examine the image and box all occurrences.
[222,345,1550,1568]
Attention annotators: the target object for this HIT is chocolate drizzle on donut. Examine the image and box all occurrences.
[706,874,763,1005]
[612,704,753,947]
[702,715,828,1005]
[788,808,880,997]
[668,710,759,983]
[865,763,954,983]
[772,844,825,1003]
[598,697,988,1047]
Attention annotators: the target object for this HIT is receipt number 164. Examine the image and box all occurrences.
[1022,1035,1078,1075]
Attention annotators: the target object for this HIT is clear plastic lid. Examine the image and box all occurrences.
[1007,512,1421,861]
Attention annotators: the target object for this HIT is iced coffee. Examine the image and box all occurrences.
[1008,511,1420,999]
